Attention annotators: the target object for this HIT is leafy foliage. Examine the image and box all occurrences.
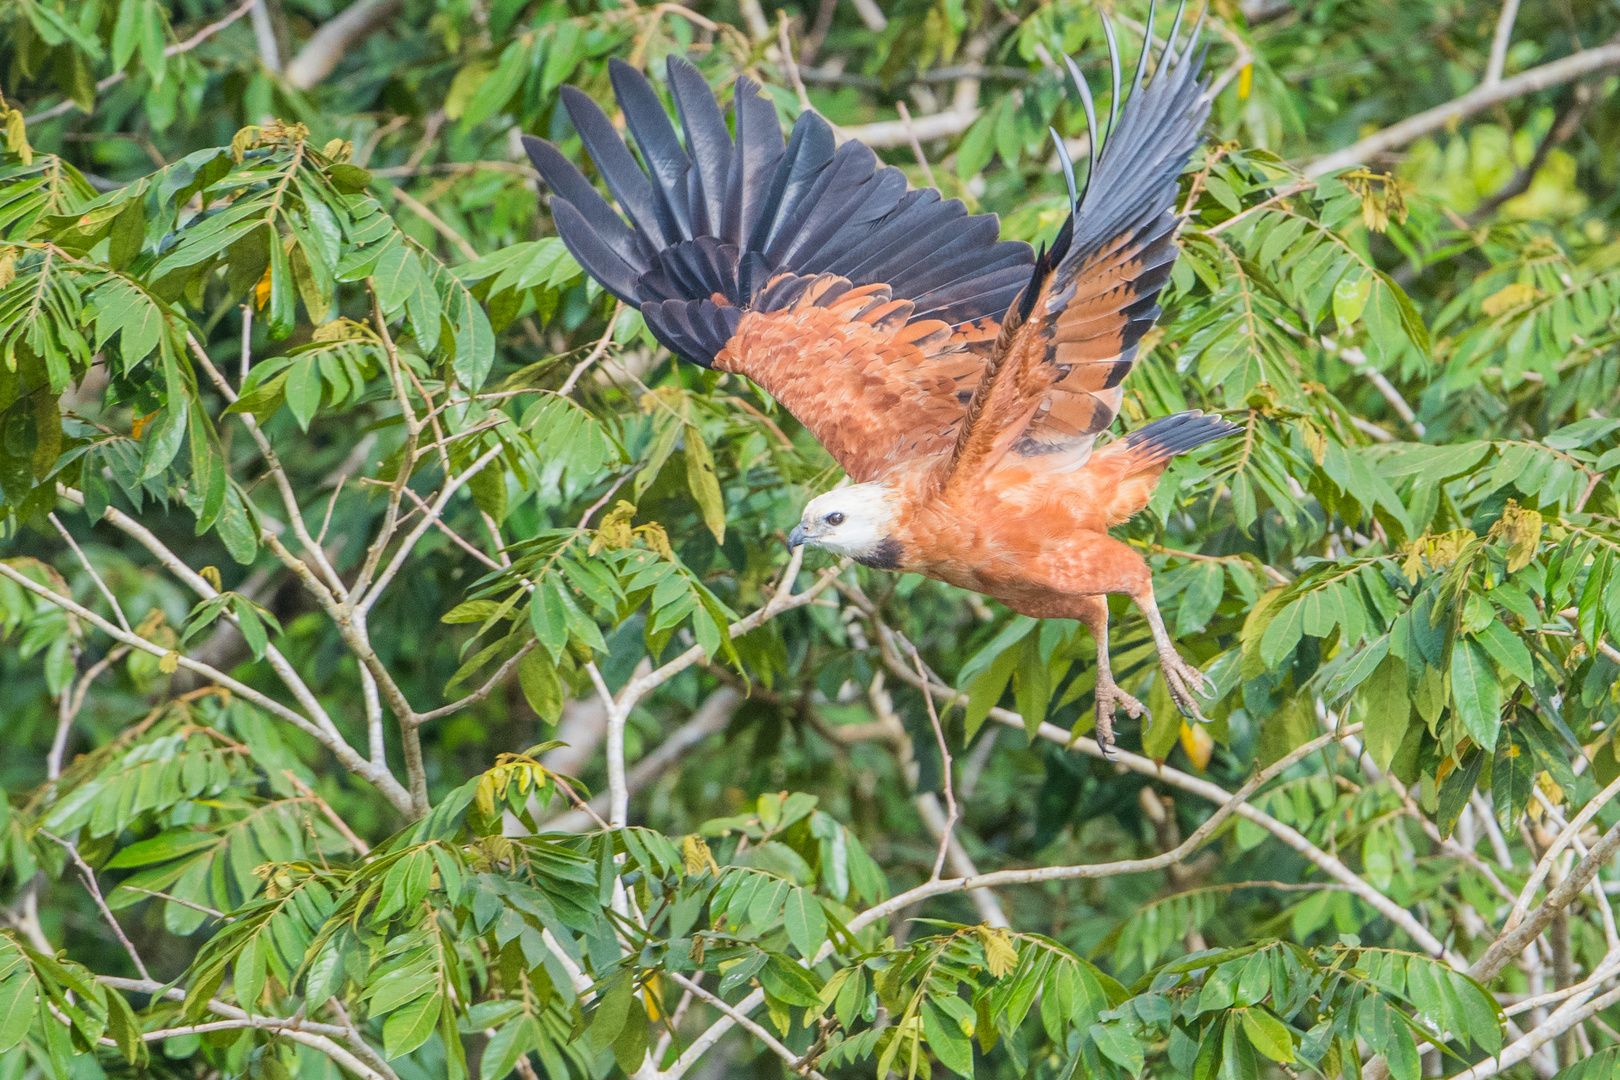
[0,1,1618,1078]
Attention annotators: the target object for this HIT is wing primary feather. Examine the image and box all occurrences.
[560,86,667,247]
[549,199,642,303]
[1100,10,1122,144]
[1160,0,1189,75]
[1185,7,1210,76]
[1061,53,1099,206]
[608,59,692,243]
[1050,127,1078,207]
[667,55,732,236]
[1132,0,1158,97]
[521,136,643,270]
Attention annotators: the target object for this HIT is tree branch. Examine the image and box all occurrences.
[41,830,149,980]
[664,972,834,1080]
[0,557,414,815]
[542,688,742,833]
[284,0,403,90]
[1305,39,1620,177]
[1474,820,1620,983]
[1485,0,1522,86]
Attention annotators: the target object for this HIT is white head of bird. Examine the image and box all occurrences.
[787,483,900,566]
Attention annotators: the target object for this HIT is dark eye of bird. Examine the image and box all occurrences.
[826,512,845,526]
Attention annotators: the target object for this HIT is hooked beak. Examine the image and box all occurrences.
[787,522,810,548]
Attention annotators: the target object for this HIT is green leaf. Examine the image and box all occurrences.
[0,974,37,1052]
[517,647,562,724]
[384,990,443,1059]
[759,955,822,1007]
[590,972,632,1051]
[612,996,649,1074]
[106,830,218,868]
[683,426,725,544]
[463,38,533,126]
[1090,1022,1144,1075]
[1450,638,1502,748]
[783,887,827,960]
[1358,653,1411,771]
[328,164,372,194]
[1332,269,1372,327]
[284,355,321,430]
[921,998,974,1078]
[1437,749,1486,840]
[450,285,495,389]
[1492,725,1534,828]
[1240,1009,1296,1063]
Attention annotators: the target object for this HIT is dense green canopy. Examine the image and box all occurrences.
[0,2,1618,1079]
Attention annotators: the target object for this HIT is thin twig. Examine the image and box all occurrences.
[41,830,150,979]
[1485,0,1523,86]
[48,647,125,782]
[777,11,813,112]
[559,303,624,396]
[284,772,371,856]
[577,473,632,530]
[384,183,480,262]
[894,101,938,190]
[664,972,834,1080]
[121,887,232,921]
[906,641,956,882]
[49,513,130,632]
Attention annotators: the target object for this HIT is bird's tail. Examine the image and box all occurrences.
[1121,410,1240,470]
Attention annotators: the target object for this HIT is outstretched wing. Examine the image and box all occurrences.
[948,6,1212,485]
[525,57,1032,482]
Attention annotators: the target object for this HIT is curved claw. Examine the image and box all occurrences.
[1159,653,1211,724]
[1093,678,1147,759]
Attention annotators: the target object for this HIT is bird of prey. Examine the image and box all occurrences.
[525,5,1235,752]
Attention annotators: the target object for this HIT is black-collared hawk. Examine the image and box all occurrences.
[525,8,1235,753]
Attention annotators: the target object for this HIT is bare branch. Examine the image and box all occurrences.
[0,557,414,816]
[249,0,282,72]
[40,830,149,980]
[1474,820,1620,983]
[1485,0,1522,86]
[356,441,506,619]
[50,513,129,632]
[53,486,406,806]
[777,11,813,113]
[560,304,624,396]
[1305,40,1620,177]
[906,641,956,882]
[384,183,480,262]
[915,791,1008,927]
[665,972,834,1080]
[285,772,371,857]
[847,0,888,32]
[188,334,350,601]
[97,976,388,1080]
[1505,772,1620,935]
[418,639,540,724]
[48,647,125,782]
[542,688,742,833]
[284,0,403,90]
[894,102,939,189]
